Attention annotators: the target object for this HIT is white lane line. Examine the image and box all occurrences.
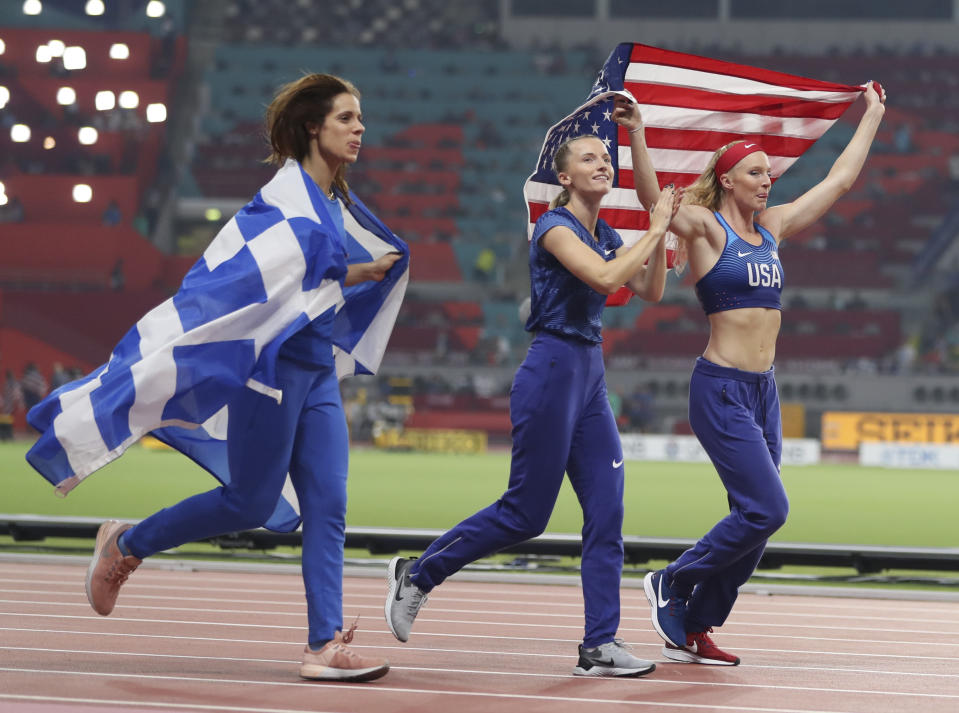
[1,605,955,638]
[3,668,957,707]
[4,645,959,680]
[4,589,959,627]
[0,691,867,713]
[0,613,957,651]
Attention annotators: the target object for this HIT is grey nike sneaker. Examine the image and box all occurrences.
[573,639,656,677]
[385,556,428,642]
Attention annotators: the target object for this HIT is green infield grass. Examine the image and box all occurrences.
[2,440,955,548]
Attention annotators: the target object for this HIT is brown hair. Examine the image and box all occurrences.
[548,135,597,210]
[682,139,746,211]
[265,73,360,202]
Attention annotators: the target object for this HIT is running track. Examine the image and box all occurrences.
[0,557,957,713]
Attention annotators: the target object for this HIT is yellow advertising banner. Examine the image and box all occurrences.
[821,411,959,450]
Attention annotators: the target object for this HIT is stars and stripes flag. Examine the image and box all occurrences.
[26,159,409,531]
[523,42,866,302]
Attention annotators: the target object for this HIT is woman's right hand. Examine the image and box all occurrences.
[612,96,643,134]
[648,184,677,234]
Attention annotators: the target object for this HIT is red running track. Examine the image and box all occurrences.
[0,558,957,713]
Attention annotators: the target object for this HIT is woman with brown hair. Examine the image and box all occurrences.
[74,74,401,682]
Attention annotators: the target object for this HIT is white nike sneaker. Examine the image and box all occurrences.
[573,639,656,677]
[385,556,428,642]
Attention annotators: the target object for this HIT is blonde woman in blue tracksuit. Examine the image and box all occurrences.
[385,133,678,677]
[620,83,886,665]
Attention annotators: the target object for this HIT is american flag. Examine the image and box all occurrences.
[523,43,866,300]
[26,160,409,531]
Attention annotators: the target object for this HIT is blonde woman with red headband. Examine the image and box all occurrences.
[612,82,885,665]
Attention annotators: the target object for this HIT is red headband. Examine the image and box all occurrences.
[714,141,765,178]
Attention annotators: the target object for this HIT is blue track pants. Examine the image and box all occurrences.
[666,357,788,632]
[410,332,626,648]
[124,356,349,646]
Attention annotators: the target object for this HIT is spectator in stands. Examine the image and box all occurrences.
[623,82,885,666]
[2,369,24,434]
[20,363,47,411]
[385,133,678,678]
[72,74,401,683]
[50,363,71,391]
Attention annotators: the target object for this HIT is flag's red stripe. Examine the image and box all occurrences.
[624,81,852,120]
[631,127,816,157]
[628,43,861,93]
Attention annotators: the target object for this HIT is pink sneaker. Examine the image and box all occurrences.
[300,623,389,682]
[85,520,141,616]
[663,627,740,666]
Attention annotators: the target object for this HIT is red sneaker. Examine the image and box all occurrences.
[663,627,740,666]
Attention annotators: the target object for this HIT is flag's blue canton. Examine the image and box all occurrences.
[532,44,632,190]
[531,95,622,187]
[587,43,630,98]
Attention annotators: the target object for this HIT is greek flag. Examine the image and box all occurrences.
[26,160,409,531]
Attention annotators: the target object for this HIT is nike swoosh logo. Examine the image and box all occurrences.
[737,250,753,258]
[612,459,623,468]
[604,248,613,256]
[744,143,756,148]
[594,656,615,666]
[657,577,670,608]
[688,640,697,654]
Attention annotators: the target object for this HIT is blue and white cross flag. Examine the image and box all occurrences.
[26,159,409,531]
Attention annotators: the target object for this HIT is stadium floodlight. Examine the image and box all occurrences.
[23,0,42,16]
[118,90,139,109]
[72,184,93,203]
[62,46,87,70]
[0,181,5,195]
[85,0,105,15]
[205,208,222,221]
[145,1,165,18]
[109,43,129,60]
[0,86,9,109]
[145,102,167,122]
[78,126,98,145]
[11,124,31,142]
[43,136,55,149]
[0,194,7,207]
[95,90,116,111]
[47,39,65,57]
[0,38,6,55]
[35,45,52,63]
[56,86,76,105]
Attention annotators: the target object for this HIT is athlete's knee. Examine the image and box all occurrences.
[219,492,277,531]
[752,491,789,534]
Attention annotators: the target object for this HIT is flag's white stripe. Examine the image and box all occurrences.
[338,268,410,376]
[639,104,835,140]
[625,63,859,103]
[128,300,182,448]
[204,218,245,271]
[261,160,324,224]
[618,227,679,253]
[341,208,395,260]
[621,147,799,177]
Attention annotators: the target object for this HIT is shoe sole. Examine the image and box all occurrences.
[384,556,407,642]
[642,572,685,648]
[662,646,739,666]
[572,663,656,677]
[300,662,390,682]
[85,520,124,616]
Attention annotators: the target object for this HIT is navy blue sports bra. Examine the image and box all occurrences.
[695,212,784,315]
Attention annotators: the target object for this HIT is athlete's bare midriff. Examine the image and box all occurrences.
[703,307,781,372]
